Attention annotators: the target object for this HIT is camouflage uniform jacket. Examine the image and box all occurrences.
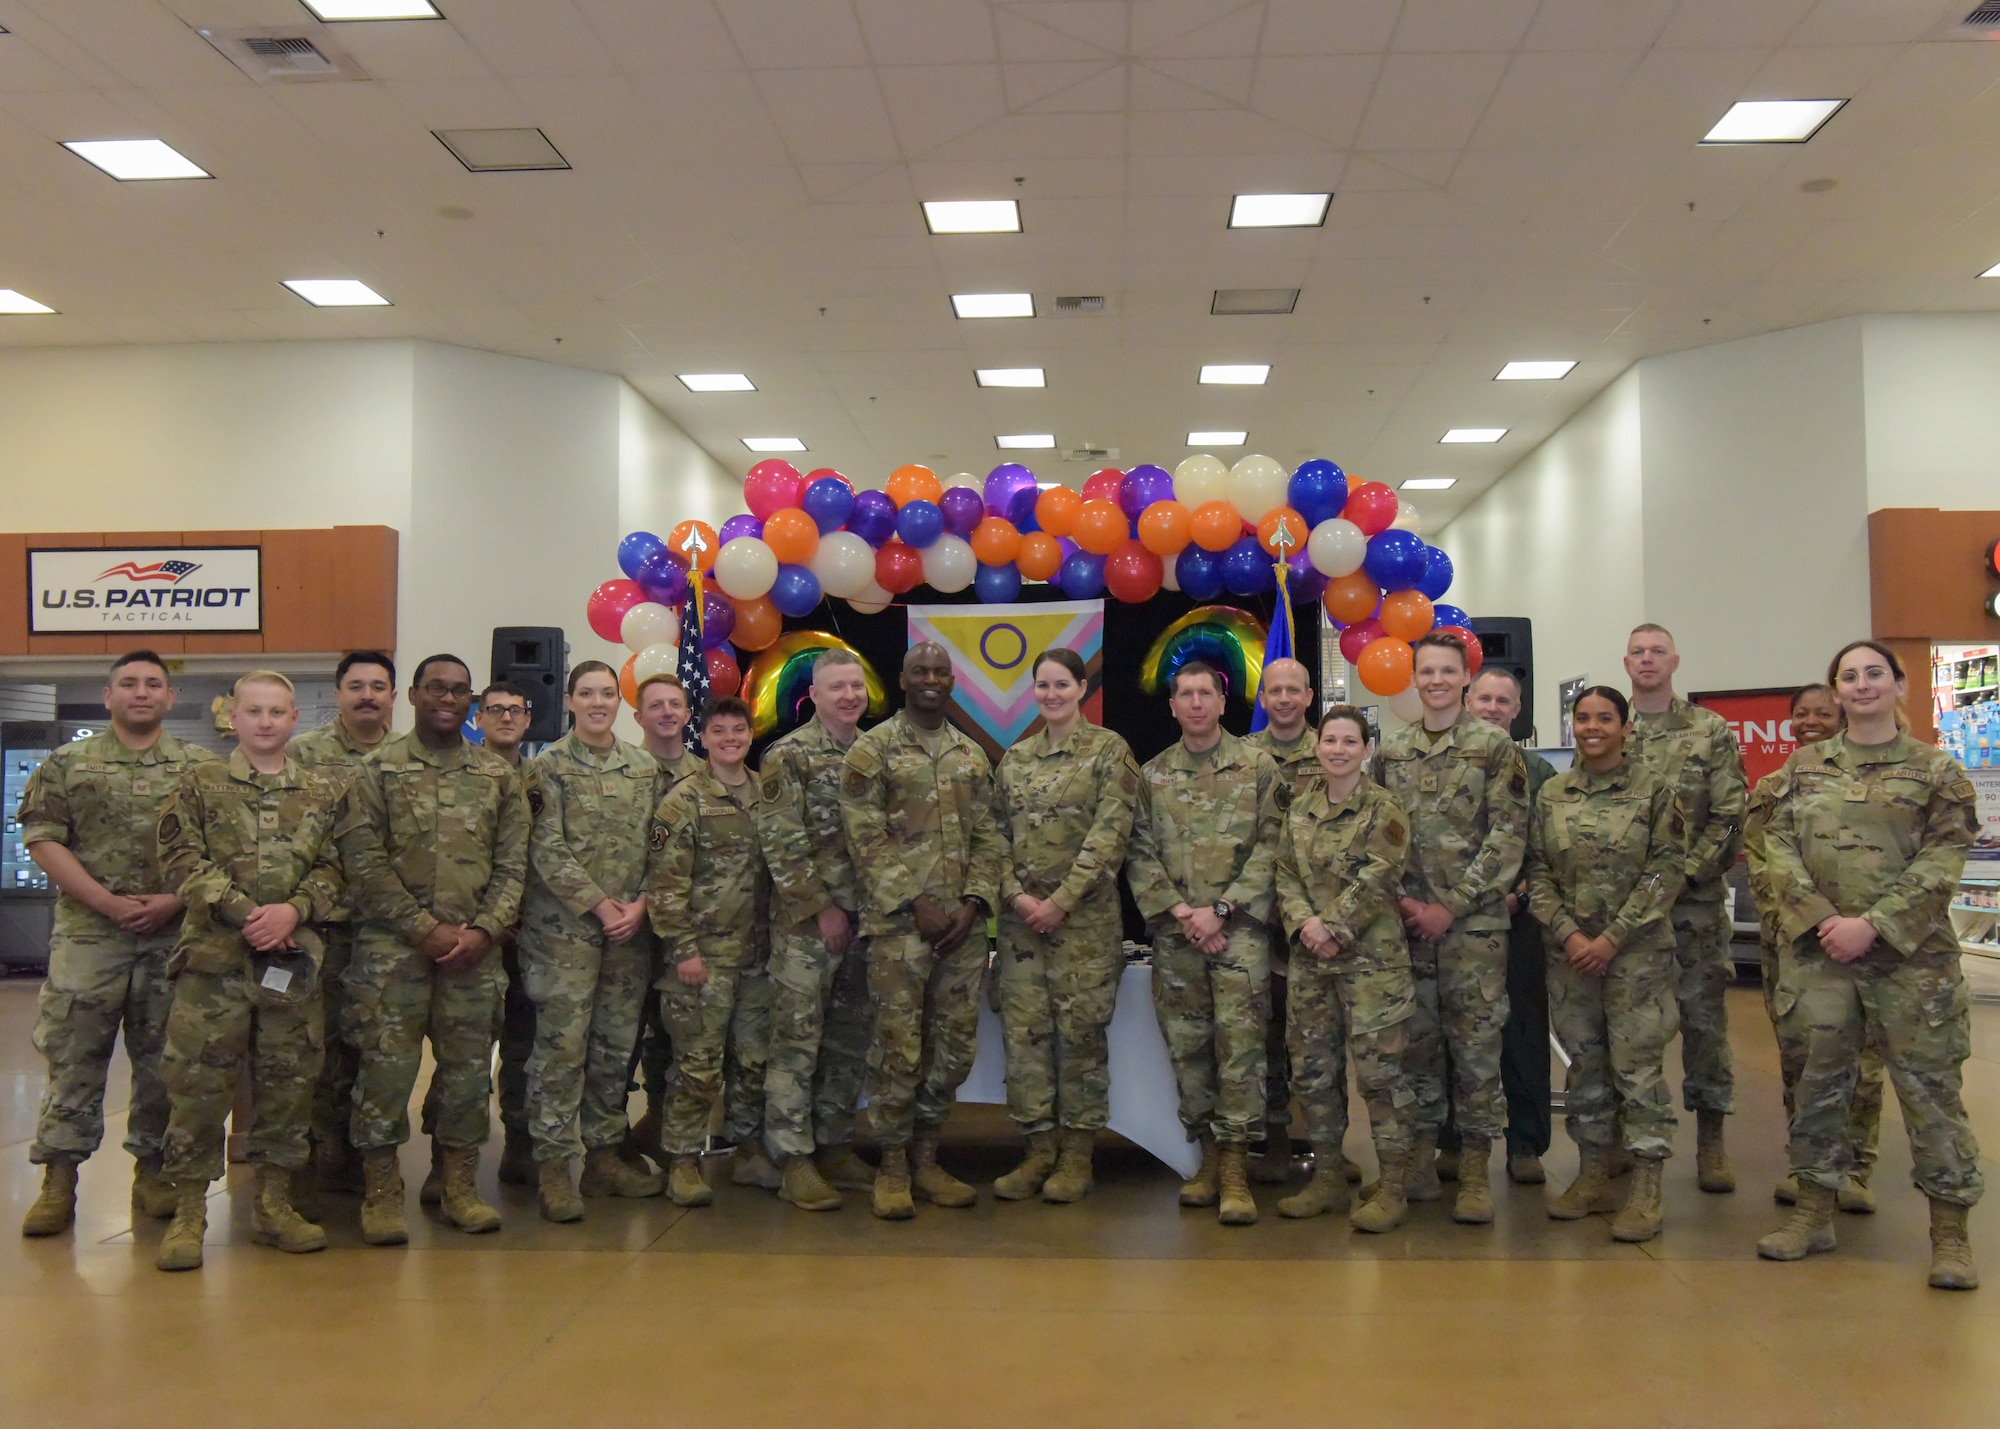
[1628,696,1747,901]
[839,711,1005,937]
[995,722,1141,914]
[290,717,389,921]
[334,732,530,945]
[157,750,346,977]
[1275,777,1413,972]
[761,717,862,923]
[525,733,660,918]
[655,746,705,793]
[1373,710,1528,932]
[1757,733,1975,966]
[646,765,775,963]
[1742,769,1783,943]
[1126,731,1285,924]
[1250,725,1318,790]
[1526,757,1686,955]
[18,730,221,936]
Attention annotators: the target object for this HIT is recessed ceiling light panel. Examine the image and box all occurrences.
[1199,364,1269,385]
[922,199,1021,234]
[1700,99,1846,144]
[433,127,569,172]
[0,289,57,314]
[976,368,1045,388]
[302,1,442,18]
[1211,288,1300,316]
[1441,428,1506,444]
[1981,262,2000,279]
[995,433,1055,450]
[63,139,209,181]
[1495,360,1575,381]
[743,437,807,452]
[952,292,1034,319]
[1187,430,1248,446]
[1401,478,1457,491]
[1228,193,1331,229]
[678,373,756,392]
[282,279,390,307]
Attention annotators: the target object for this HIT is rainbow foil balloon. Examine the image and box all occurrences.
[741,631,889,738]
[1139,605,1269,702]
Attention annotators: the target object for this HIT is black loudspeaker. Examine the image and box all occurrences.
[490,626,567,742]
[1471,617,1535,743]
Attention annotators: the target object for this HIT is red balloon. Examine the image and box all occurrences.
[804,467,852,491]
[1342,481,1400,537]
[1434,624,1484,675]
[1081,467,1124,506]
[1338,617,1385,665]
[587,579,645,643]
[875,540,924,595]
[1103,540,1163,604]
[704,646,741,699]
[744,459,804,520]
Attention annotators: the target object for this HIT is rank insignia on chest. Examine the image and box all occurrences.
[259,809,280,829]
[132,780,150,796]
[1419,773,1440,793]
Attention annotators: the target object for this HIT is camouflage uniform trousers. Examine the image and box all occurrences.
[763,921,872,1159]
[1150,922,1270,1145]
[657,943,769,1155]
[520,927,650,1161]
[1548,942,1680,1160]
[1761,935,1883,1174]
[160,969,324,1182]
[1406,927,1510,1142]
[30,926,178,1165]
[310,923,359,1151]
[1776,949,1984,1205]
[995,906,1124,1134]
[345,926,502,1151]
[1262,926,1298,1137]
[1670,895,1735,1114]
[1287,953,1416,1161]
[864,924,988,1147]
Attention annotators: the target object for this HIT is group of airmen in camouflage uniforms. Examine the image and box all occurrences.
[12,621,1982,1289]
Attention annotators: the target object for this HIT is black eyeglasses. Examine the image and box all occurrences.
[481,703,529,718]
[420,682,475,700]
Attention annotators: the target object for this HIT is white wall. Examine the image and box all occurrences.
[618,383,738,538]
[1862,314,2000,511]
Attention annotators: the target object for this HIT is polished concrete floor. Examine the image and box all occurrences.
[4,970,1999,1429]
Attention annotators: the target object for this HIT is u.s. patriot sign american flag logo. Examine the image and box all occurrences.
[94,559,202,583]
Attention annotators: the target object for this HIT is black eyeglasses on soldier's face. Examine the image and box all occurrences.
[480,702,529,720]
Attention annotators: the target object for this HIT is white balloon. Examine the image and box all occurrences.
[847,581,892,615]
[1173,454,1231,508]
[1159,555,1182,593]
[920,534,976,593]
[633,641,678,683]
[620,601,679,653]
[942,471,981,490]
[810,531,876,600]
[1308,518,1367,578]
[1391,500,1424,535]
[1229,453,1290,522]
[711,536,778,601]
[1386,687,1424,725]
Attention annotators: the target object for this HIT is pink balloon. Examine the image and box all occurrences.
[1337,617,1385,665]
[744,459,805,520]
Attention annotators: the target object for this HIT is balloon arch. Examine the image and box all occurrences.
[586,455,1475,724]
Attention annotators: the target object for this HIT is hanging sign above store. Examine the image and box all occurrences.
[28,546,262,634]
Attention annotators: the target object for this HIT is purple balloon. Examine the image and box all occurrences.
[1119,464,1174,521]
[1004,483,1039,528]
[698,589,736,649]
[802,477,855,534]
[1286,551,1328,603]
[1057,536,1079,563]
[984,463,1037,519]
[938,485,985,538]
[717,513,764,546]
[846,489,898,547]
[634,549,689,607]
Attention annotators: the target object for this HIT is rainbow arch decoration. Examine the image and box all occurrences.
[740,631,888,739]
[909,599,1103,761]
[1140,605,1268,703]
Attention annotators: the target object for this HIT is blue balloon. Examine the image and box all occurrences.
[769,563,822,618]
[1176,545,1224,601]
[1287,460,1348,527]
[846,489,897,547]
[1415,545,1454,600]
[1221,535,1275,596]
[973,561,1022,603]
[801,477,855,534]
[618,530,666,580]
[1432,602,1472,631]
[1056,549,1106,600]
[896,499,944,549]
[1363,528,1427,590]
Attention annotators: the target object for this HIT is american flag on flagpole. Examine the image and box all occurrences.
[677,565,711,758]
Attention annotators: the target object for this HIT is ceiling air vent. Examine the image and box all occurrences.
[1966,3,2000,24]
[1054,295,1106,313]
[198,27,366,83]
[1212,288,1300,316]
[1061,445,1120,463]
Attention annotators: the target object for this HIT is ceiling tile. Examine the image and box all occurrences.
[716,0,871,68]
[1391,0,1542,53]
[1356,52,1510,150]
[752,67,901,163]
[854,0,999,65]
[1260,0,1402,56]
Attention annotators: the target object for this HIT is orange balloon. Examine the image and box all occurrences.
[969,516,1023,567]
[731,595,782,651]
[1323,571,1381,626]
[1017,531,1063,582]
[1072,499,1126,557]
[1137,499,1193,556]
[885,464,943,508]
[1035,486,1081,538]
[667,519,719,572]
[1256,507,1309,557]
[619,654,640,707]
[1378,589,1435,642]
[1190,500,1243,553]
[762,508,819,566]
[1357,637,1415,696]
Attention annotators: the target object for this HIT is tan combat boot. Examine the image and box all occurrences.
[499,1129,536,1187]
[1508,1150,1545,1185]
[21,1159,79,1238]
[911,1131,977,1208]
[438,1144,501,1234]
[133,1154,176,1220]
[1609,1157,1664,1243]
[581,1145,663,1199]
[156,1180,208,1272]
[1178,1136,1220,1208]
[816,1145,875,1191]
[1928,1198,1979,1290]
[538,1159,585,1223]
[1773,1174,1800,1206]
[419,1140,444,1208]
[249,1166,327,1254]
[1350,1148,1410,1234]
[1217,1142,1258,1226]
[730,1143,783,1190]
[778,1155,842,1212]
[1695,1109,1735,1194]
[359,1149,409,1246]
[1277,1142,1352,1219]
[1452,1136,1495,1226]
[871,1145,915,1220]
[1041,1129,1097,1204]
[992,1131,1058,1201]
[1249,1127,1294,1185]
[1837,1171,1877,1215]
[1757,1181,1837,1261]
[667,1155,712,1207]
[1547,1145,1621,1221]
[1405,1130,1443,1203]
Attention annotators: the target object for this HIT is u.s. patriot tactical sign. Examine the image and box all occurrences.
[29,546,262,633]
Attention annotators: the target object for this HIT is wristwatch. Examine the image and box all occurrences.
[1212,899,1234,922]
